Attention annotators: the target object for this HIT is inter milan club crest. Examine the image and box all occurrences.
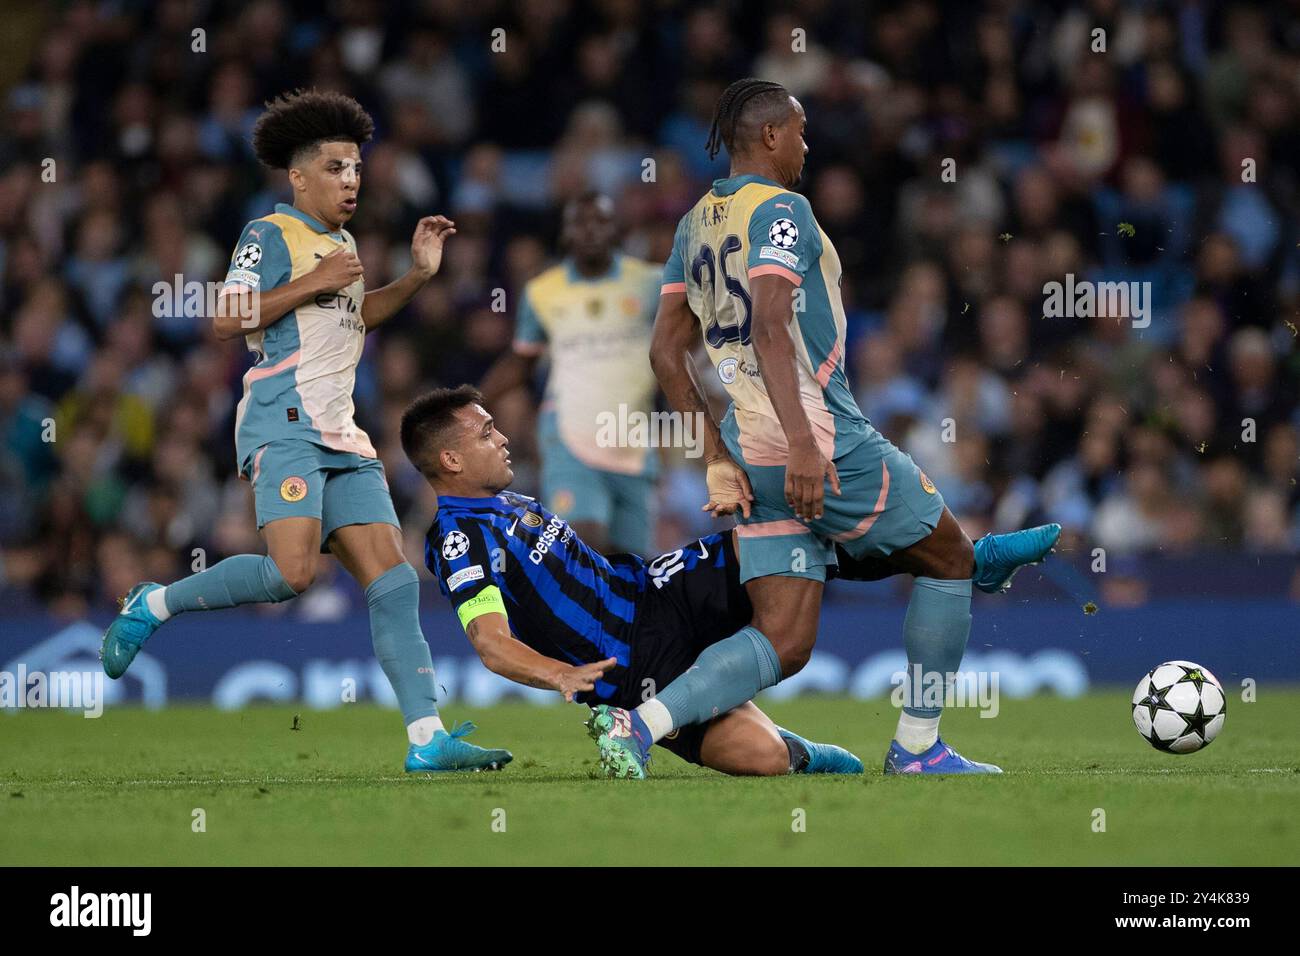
[442,530,470,560]
[768,218,799,248]
[279,476,307,502]
[234,242,263,269]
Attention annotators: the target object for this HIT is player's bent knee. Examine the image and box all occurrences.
[918,523,975,580]
[709,734,790,777]
[273,559,315,595]
[734,737,792,777]
[756,736,793,776]
[777,642,813,678]
[955,533,975,577]
[752,619,815,677]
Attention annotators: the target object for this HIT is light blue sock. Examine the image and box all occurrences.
[163,554,297,614]
[366,563,439,725]
[653,625,782,729]
[902,576,972,719]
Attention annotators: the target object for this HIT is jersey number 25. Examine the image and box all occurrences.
[691,234,753,348]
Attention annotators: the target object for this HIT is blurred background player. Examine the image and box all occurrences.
[613,78,1059,777]
[480,192,662,555]
[98,89,509,774]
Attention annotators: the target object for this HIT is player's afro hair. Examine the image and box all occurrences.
[400,385,486,476]
[251,88,375,170]
[705,78,791,160]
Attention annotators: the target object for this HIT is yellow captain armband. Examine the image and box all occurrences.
[457,586,507,630]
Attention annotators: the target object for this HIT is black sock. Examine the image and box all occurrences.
[784,735,811,773]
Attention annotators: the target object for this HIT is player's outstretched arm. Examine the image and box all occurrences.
[749,273,840,521]
[213,248,362,340]
[361,215,456,329]
[465,611,616,702]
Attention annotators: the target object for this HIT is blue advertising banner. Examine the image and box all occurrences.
[3,591,1295,713]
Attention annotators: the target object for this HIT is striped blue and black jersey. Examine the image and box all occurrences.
[426,491,648,701]
[426,492,744,705]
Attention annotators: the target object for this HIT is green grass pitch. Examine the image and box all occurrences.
[3,692,1298,866]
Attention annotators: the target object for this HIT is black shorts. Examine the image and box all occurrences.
[616,531,753,766]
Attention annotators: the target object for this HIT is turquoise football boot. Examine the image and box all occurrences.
[883,738,1002,775]
[972,523,1061,594]
[405,722,513,773]
[776,727,864,774]
[100,582,166,679]
[586,705,651,779]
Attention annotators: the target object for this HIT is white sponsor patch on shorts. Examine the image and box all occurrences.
[224,268,261,289]
[447,564,484,591]
[758,246,799,269]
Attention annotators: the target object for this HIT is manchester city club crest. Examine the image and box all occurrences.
[279,476,307,502]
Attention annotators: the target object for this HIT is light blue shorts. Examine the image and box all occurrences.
[241,439,400,551]
[722,418,945,584]
[540,416,656,555]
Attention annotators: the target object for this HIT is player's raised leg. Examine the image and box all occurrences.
[100,437,339,678]
[328,518,512,774]
[835,523,1062,588]
[971,523,1062,593]
[100,515,311,679]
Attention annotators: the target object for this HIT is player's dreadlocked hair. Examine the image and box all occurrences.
[251,89,375,170]
[400,385,486,476]
[705,78,791,160]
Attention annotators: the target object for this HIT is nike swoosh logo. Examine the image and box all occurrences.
[122,590,144,614]
[508,517,519,535]
[696,538,709,560]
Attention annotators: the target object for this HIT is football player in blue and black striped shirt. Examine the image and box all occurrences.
[400,386,863,776]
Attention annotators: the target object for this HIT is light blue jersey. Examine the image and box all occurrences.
[220,203,372,471]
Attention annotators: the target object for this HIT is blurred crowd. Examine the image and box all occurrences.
[0,0,1297,617]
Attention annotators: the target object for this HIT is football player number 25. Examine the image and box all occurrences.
[691,234,753,347]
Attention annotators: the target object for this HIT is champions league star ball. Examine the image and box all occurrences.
[1131,661,1226,754]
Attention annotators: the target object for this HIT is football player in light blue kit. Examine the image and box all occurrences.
[590,78,1060,777]
[480,192,662,555]
[100,90,509,774]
